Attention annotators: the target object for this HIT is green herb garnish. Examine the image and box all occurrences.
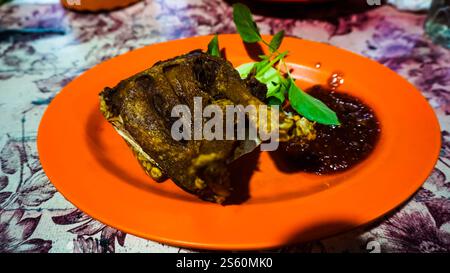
[232,3,262,43]
[207,34,221,57]
[208,3,340,125]
[268,30,285,53]
[232,3,340,126]
[287,78,340,125]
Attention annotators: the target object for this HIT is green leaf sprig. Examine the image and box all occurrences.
[268,30,284,53]
[232,3,340,126]
[287,78,340,125]
[207,34,221,57]
[232,3,261,43]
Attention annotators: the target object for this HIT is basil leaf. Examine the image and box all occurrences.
[255,51,288,78]
[269,30,284,53]
[232,3,261,43]
[235,58,271,79]
[287,78,340,125]
[263,70,286,105]
[207,34,221,57]
[237,62,282,93]
[267,96,283,106]
[256,66,280,91]
[237,62,286,105]
[254,59,270,74]
[267,88,285,105]
[236,62,256,79]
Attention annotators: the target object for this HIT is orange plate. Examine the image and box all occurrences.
[37,35,441,250]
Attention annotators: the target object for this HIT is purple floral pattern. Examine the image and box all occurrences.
[0,0,449,252]
[0,209,51,253]
[52,209,126,253]
[0,133,55,252]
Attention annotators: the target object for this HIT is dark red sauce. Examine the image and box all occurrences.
[276,85,381,174]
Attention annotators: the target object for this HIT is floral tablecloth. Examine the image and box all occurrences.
[0,0,449,253]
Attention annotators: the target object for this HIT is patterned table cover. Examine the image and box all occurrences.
[0,0,449,253]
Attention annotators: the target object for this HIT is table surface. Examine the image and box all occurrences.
[0,0,449,253]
